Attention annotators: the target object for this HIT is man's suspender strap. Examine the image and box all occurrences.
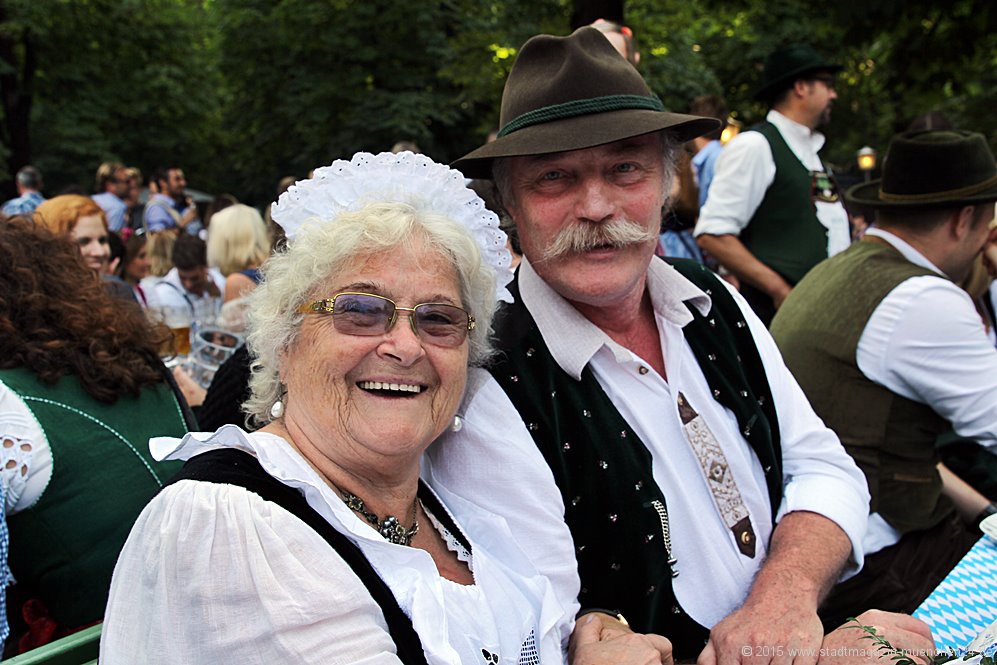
[164,449,431,665]
[155,278,196,318]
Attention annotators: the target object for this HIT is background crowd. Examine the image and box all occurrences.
[0,6,995,665]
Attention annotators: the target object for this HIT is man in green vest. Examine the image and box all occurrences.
[434,26,932,665]
[695,44,851,325]
[771,129,997,625]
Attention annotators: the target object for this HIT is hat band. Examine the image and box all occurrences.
[497,94,666,138]
[879,173,997,202]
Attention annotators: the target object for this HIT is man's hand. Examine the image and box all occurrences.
[181,204,198,228]
[570,614,673,665]
[983,243,997,279]
[697,594,823,665]
[819,610,935,665]
[695,233,792,309]
[697,512,851,665]
[769,282,792,310]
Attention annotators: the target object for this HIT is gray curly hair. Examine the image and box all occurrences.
[243,201,498,427]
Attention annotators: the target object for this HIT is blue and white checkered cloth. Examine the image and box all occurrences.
[0,485,8,650]
[914,537,997,653]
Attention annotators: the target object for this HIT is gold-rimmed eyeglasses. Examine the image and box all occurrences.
[297,292,475,348]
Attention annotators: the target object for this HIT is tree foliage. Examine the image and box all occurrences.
[0,0,221,197]
[0,0,991,205]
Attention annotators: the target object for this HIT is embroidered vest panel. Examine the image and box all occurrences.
[1,367,186,627]
[489,260,781,659]
[742,122,829,285]
[770,240,951,533]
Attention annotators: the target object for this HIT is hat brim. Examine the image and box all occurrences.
[453,110,720,180]
[846,179,997,210]
[753,63,844,101]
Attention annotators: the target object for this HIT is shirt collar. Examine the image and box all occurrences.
[863,227,946,276]
[518,255,712,380]
[766,109,826,153]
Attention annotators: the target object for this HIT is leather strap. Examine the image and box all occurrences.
[165,448,430,665]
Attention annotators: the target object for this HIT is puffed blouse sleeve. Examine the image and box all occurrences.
[100,480,403,665]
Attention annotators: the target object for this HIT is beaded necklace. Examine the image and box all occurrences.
[341,491,420,546]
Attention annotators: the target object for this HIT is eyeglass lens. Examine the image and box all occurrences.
[332,293,469,347]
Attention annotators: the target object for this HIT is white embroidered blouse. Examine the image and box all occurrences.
[99,426,572,665]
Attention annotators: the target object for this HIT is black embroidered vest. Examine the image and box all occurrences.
[489,259,782,659]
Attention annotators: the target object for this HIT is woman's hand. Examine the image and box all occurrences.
[570,614,673,665]
[172,365,206,407]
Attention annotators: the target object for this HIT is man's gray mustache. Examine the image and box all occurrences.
[542,219,658,262]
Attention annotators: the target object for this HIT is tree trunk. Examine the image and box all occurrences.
[0,3,36,199]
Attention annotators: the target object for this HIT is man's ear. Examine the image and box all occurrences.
[952,205,978,240]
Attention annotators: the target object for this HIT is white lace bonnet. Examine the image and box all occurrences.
[270,151,513,304]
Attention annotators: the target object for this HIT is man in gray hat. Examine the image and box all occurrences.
[429,27,918,665]
[694,44,850,325]
[771,129,997,625]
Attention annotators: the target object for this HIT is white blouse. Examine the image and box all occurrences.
[0,378,53,515]
[99,426,570,665]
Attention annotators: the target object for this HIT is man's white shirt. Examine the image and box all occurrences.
[143,268,226,324]
[429,256,868,629]
[694,110,851,257]
[856,228,997,554]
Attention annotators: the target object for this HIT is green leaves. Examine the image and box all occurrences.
[0,0,991,204]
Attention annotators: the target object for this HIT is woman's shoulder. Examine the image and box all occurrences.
[223,271,257,302]
[102,478,399,664]
[126,476,396,608]
[0,376,52,513]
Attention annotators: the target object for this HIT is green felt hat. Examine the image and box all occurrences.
[453,26,720,180]
[754,43,842,101]
[846,130,997,209]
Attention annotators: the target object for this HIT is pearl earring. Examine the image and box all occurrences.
[451,415,463,432]
[270,398,284,419]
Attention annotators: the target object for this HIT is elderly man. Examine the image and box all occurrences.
[771,130,997,626]
[425,27,918,664]
[695,45,850,324]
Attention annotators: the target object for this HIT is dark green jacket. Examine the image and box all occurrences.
[2,368,187,627]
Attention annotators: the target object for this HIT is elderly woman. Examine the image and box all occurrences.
[101,153,673,664]
[0,216,190,653]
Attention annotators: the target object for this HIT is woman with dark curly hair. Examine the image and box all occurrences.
[0,216,194,654]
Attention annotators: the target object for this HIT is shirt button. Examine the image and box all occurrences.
[638,366,649,375]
